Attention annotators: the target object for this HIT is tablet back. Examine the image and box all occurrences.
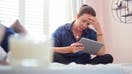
[79,37,103,55]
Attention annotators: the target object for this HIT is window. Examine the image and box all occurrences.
[49,0,67,37]
[0,0,85,37]
[0,0,19,27]
[25,0,45,36]
[49,0,85,37]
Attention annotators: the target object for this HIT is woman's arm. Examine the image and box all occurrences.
[88,16,106,56]
[96,28,105,56]
[53,47,72,54]
[53,42,84,54]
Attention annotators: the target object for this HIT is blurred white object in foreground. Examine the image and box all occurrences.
[9,34,53,68]
[0,47,7,62]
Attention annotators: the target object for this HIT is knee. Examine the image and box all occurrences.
[104,54,113,63]
[53,53,69,64]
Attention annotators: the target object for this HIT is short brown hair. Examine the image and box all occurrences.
[78,4,96,17]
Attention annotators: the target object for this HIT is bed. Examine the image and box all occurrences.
[0,63,132,74]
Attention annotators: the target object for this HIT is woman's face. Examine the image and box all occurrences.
[75,14,91,32]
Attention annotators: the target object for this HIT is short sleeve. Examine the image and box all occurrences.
[52,27,63,47]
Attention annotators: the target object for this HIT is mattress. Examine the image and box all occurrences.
[0,63,132,74]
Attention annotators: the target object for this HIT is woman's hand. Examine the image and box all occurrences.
[69,42,84,53]
[88,16,102,32]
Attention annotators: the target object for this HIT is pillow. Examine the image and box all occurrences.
[10,19,27,34]
[0,25,6,44]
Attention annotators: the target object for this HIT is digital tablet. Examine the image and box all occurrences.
[79,37,103,55]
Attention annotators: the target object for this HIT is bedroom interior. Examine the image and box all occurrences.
[0,0,132,74]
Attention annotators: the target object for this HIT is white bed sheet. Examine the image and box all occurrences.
[0,63,131,74]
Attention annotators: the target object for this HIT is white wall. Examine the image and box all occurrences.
[86,0,132,63]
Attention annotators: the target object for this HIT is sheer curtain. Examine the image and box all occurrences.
[0,0,48,37]
[66,0,84,21]
[49,0,67,37]
[0,0,86,37]
[19,0,49,37]
[0,0,19,27]
[25,0,45,36]
[49,0,85,37]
